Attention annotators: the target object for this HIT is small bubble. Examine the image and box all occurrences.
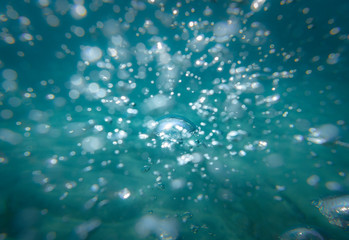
[1,109,13,119]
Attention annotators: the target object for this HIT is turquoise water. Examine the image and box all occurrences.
[0,0,349,239]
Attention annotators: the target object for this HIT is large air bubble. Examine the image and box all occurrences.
[280,227,324,240]
[313,195,349,229]
[153,114,199,150]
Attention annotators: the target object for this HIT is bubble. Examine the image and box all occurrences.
[135,215,178,240]
[221,98,245,121]
[71,4,87,19]
[2,69,17,81]
[171,178,186,190]
[307,124,340,144]
[327,53,340,65]
[313,195,349,229]
[306,175,320,186]
[251,0,266,12]
[226,130,248,142]
[187,34,208,52]
[280,227,324,240]
[72,219,101,240]
[0,129,22,145]
[118,188,131,199]
[38,0,50,8]
[46,15,60,27]
[213,21,238,43]
[2,80,18,92]
[1,109,13,119]
[81,46,102,63]
[177,152,202,165]
[325,181,342,191]
[241,21,268,46]
[154,114,197,142]
[81,136,104,153]
[203,6,212,16]
[135,216,158,238]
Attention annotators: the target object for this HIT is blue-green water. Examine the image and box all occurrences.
[0,0,349,239]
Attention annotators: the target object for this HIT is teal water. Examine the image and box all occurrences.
[0,0,349,239]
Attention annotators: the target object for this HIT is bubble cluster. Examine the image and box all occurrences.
[0,0,348,239]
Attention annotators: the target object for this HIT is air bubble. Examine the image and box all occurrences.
[153,114,198,149]
[313,195,349,229]
[280,227,324,240]
[308,124,340,144]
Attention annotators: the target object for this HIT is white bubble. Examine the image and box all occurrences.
[81,136,104,153]
[125,8,136,23]
[177,153,202,166]
[2,80,17,92]
[71,26,85,37]
[221,98,245,120]
[226,130,248,142]
[0,129,22,145]
[88,83,100,93]
[118,188,131,199]
[325,181,342,191]
[306,175,320,186]
[71,4,87,19]
[69,89,80,99]
[187,34,208,52]
[2,69,17,81]
[251,0,266,12]
[171,179,186,190]
[135,216,158,238]
[135,216,178,239]
[131,0,146,10]
[213,21,238,43]
[99,70,111,81]
[117,69,130,80]
[81,46,102,63]
[70,74,84,86]
[36,124,50,134]
[46,15,60,27]
[96,88,107,98]
[38,0,50,8]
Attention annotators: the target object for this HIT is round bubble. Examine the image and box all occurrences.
[154,114,197,144]
[280,227,324,240]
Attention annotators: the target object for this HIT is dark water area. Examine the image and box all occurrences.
[0,0,349,240]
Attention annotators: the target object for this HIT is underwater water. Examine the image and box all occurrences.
[0,0,349,239]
